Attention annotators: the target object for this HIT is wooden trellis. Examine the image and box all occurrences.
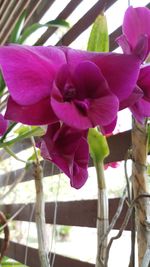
[0,0,150,266]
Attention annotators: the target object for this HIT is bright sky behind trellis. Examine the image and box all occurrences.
[26,0,150,48]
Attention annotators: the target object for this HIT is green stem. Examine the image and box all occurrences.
[0,127,40,148]
[94,160,108,267]
[4,146,27,163]
[94,160,106,190]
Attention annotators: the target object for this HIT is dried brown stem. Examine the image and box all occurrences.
[104,194,150,267]
[0,211,10,262]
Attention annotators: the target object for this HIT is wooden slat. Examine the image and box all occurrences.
[56,0,117,46]
[109,26,122,51]
[0,0,31,45]
[0,130,131,187]
[106,130,131,163]
[35,0,84,45]
[0,0,12,17]
[5,241,94,267]
[0,0,17,30]
[0,198,131,230]
[23,0,42,26]
[25,0,55,27]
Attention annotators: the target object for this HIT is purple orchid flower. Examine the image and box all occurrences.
[117,6,150,124]
[38,122,89,189]
[117,6,150,61]
[0,45,141,132]
[51,61,119,130]
[0,114,8,136]
[61,48,141,133]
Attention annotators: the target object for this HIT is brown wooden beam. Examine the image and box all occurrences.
[0,198,131,230]
[0,130,131,187]
[25,0,55,27]
[5,241,94,267]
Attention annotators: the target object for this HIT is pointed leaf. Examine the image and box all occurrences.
[19,19,69,44]
[87,13,109,52]
[9,10,27,43]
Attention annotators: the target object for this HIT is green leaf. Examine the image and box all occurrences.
[9,10,26,43]
[88,128,109,162]
[15,125,45,137]
[0,126,45,148]
[0,72,6,95]
[46,19,70,28]
[87,13,109,52]
[19,19,69,44]
[4,146,27,163]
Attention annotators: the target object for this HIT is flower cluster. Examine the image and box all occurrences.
[0,7,150,188]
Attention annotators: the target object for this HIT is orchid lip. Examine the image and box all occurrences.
[74,99,90,115]
[63,84,76,102]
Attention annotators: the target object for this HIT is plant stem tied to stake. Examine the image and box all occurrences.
[95,160,108,267]
[131,120,150,267]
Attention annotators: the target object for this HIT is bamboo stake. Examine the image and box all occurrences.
[131,120,150,266]
[95,160,108,267]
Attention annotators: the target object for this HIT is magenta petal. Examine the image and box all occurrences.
[116,34,132,54]
[130,98,150,123]
[51,90,92,129]
[51,84,119,129]
[104,161,120,170]
[40,140,71,177]
[0,45,66,105]
[5,96,58,125]
[101,117,117,135]
[119,85,143,110]
[73,61,109,99]
[0,114,8,136]
[117,34,148,61]
[133,34,149,61]
[87,95,119,127]
[23,45,66,69]
[123,6,150,49]
[93,53,140,101]
[70,137,89,189]
[63,47,99,72]
[39,123,89,189]
[138,65,150,101]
